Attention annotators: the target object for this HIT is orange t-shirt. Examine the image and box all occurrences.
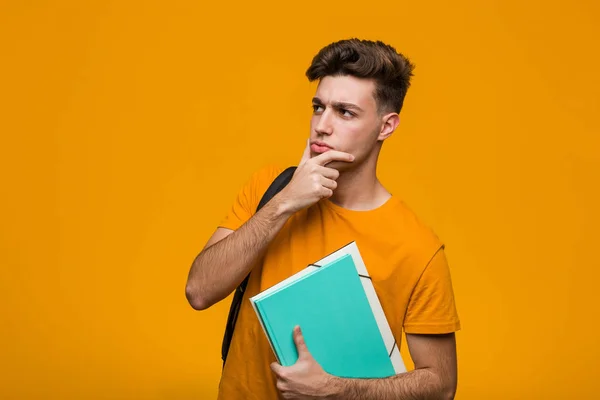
[216,164,461,400]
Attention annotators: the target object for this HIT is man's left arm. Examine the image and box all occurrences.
[271,247,460,399]
[329,332,457,399]
[271,327,456,400]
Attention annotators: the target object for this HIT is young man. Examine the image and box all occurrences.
[186,38,461,399]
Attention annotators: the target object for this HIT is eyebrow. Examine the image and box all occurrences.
[312,97,364,113]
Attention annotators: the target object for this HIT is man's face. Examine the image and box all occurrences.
[309,75,383,171]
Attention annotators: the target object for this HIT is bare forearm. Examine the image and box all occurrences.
[186,196,292,309]
[330,368,452,400]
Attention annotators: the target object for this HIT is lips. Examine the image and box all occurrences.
[311,141,333,154]
[312,141,333,149]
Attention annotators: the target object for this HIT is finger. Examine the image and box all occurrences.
[316,165,340,180]
[270,362,285,378]
[299,138,311,165]
[319,176,337,191]
[276,379,287,394]
[311,150,355,166]
[320,187,334,199]
[293,325,312,360]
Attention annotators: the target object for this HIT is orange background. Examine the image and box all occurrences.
[1,1,599,399]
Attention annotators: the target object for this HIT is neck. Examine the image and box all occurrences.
[328,149,391,211]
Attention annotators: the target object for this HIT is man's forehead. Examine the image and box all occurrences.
[314,75,376,106]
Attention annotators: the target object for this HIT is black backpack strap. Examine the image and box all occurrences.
[221,166,297,366]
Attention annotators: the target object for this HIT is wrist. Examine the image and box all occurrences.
[324,376,346,399]
[271,192,295,218]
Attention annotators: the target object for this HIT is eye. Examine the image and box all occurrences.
[312,104,324,113]
[340,109,355,117]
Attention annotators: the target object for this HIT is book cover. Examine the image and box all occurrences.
[250,244,406,378]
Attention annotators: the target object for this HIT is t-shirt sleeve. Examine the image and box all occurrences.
[217,164,284,231]
[403,246,461,334]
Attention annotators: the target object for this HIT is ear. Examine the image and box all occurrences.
[377,112,400,141]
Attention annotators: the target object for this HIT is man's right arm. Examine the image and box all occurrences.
[185,195,293,310]
[184,145,355,311]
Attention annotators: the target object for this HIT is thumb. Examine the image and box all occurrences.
[299,139,311,165]
[293,325,311,360]
[270,361,285,378]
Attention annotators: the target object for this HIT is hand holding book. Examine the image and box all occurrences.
[270,325,338,398]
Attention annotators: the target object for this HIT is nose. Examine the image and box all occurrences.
[314,108,333,136]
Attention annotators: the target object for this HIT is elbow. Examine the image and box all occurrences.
[185,283,211,311]
[442,388,456,400]
[429,369,456,400]
[440,380,457,400]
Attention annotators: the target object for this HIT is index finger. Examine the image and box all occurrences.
[311,150,355,166]
[299,138,311,166]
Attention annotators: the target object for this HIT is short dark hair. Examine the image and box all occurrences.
[305,38,415,114]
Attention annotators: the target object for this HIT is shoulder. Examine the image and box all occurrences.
[387,198,445,266]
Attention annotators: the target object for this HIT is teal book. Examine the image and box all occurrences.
[250,248,403,378]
